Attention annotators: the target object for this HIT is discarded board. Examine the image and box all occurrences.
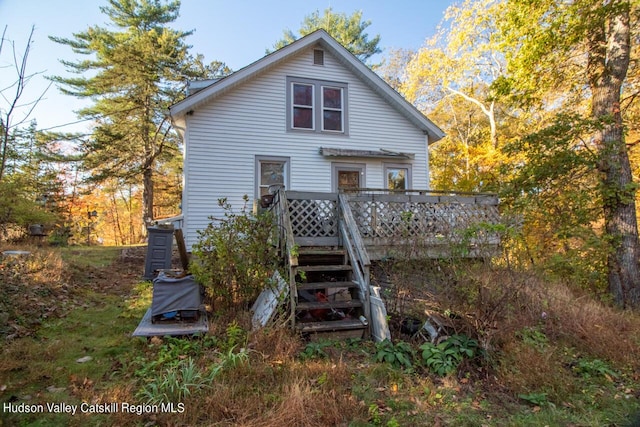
[369,286,391,342]
[251,271,289,329]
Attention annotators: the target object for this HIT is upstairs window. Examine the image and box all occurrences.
[292,83,314,129]
[287,77,348,135]
[322,86,343,132]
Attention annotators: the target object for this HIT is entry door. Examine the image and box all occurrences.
[332,163,365,192]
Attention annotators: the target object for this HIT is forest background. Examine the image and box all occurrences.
[1,0,639,308]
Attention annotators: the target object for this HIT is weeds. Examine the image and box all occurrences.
[137,357,218,404]
[300,341,330,360]
[3,246,640,426]
[419,335,479,376]
[190,196,278,309]
[518,391,549,407]
[374,340,414,369]
[572,357,618,380]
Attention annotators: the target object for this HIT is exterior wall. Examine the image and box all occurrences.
[182,46,429,248]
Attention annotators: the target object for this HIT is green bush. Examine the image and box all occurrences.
[374,340,414,369]
[420,334,479,376]
[190,196,278,309]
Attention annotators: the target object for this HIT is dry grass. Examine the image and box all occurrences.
[3,246,640,426]
[542,285,640,366]
[432,260,637,363]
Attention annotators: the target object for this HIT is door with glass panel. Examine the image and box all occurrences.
[332,163,364,192]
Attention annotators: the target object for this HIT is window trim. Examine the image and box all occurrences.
[321,85,344,133]
[291,82,315,130]
[286,76,348,136]
[384,163,412,190]
[255,156,290,200]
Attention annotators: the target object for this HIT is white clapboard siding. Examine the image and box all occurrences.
[182,46,430,248]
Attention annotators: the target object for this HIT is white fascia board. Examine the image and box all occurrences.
[316,35,445,143]
[169,31,328,119]
[169,29,445,142]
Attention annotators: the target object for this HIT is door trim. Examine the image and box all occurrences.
[331,162,366,192]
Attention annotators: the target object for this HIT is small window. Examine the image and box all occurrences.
[385,164,412,190]
[292,83,314,129]
[322,86,343,132]
[256,156,290,198]
[313,49,324,65]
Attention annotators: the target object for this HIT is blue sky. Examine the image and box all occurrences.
[0,0,453,133]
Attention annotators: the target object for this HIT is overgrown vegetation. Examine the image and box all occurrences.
[1,242,640,426]
[189,196,278,310]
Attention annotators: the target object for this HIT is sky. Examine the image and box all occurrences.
[0,0,453,133]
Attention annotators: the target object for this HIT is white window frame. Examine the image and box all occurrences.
[255,156,290,199]
[384,163,412,190]
[291,83,315,130]
[321,85,344,133]
[332,162,366,192]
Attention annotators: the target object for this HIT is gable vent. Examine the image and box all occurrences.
[313,49,324,65]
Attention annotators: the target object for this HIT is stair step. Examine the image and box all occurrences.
[298,248,346,256]
[296,264,352,272]
[297,300,362,310]
[297,318,367,333]
[297,281,359,291]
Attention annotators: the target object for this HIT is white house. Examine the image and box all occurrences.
[169,30,444,249]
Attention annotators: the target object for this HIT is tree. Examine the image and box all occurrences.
[500,0,640,307]
[0,25,51,182]
[270,8,381,63]
[50,0,225,224]
[401,0,508,149]
[395,0,519,194]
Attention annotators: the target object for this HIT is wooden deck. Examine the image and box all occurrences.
[270,188,501,340]
[281,189,500,260]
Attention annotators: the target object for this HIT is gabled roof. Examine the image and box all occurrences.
[169,29,445,143]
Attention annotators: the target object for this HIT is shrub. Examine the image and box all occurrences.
[190,196,278,309]
[419,334,479,376]
[374,340,414,369]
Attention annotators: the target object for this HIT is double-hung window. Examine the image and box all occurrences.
[287,77,348,135]
[322,86,343,132]
[292,83,314,129]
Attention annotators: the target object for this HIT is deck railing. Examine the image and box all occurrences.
[338,193,371,334]
[270,188,501,332]
[271,188,298,328]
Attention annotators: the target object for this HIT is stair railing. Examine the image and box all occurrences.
[272,187,299,328]
[338,192,371,334]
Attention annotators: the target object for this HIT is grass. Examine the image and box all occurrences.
[1,245,640,426]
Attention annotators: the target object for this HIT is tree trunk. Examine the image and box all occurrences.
[143,166,154,225]
[588,0,640,307]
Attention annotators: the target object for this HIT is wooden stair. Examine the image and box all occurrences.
[294,247,369,338]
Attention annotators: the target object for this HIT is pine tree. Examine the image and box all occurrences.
[270,8,381,63]
[50,0,208,224]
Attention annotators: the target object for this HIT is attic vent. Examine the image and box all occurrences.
[313,49,324,65]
